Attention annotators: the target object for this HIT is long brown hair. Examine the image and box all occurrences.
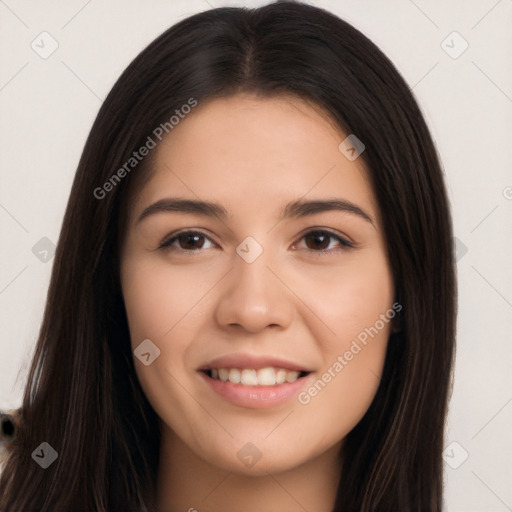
[0,2,456,510]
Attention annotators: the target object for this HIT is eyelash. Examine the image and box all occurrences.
[157,229,354,254]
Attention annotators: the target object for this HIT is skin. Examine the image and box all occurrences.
[120,94,395,512]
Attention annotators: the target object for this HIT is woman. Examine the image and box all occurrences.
[0,1,456,510]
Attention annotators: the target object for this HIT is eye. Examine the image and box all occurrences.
[158,230,216,252]
[295,229,353,253]
[158,228,353,254]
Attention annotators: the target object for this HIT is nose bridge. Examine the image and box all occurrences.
[235,245,272,293]
[213,237,292,332]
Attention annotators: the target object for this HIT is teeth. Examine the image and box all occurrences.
[285,370,300,383]
[276,368,287,384]
[228,368,241,383]
[241,369,258,385]
[208,367,305,386]
[257,367,276,385]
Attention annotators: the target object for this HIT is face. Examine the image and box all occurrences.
[120,94,395,476]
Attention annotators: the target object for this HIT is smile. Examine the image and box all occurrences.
[198,368,312,409]
[202,367,309,386]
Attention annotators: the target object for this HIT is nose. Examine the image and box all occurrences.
[213,248,294,334]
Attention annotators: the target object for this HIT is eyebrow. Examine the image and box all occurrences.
[137,197,374,225]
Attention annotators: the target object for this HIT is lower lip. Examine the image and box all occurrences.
[198,371,312,409]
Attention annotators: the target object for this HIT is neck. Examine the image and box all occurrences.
[156,425,342,512]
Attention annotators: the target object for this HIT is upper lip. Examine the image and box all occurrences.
[199,353,313,372]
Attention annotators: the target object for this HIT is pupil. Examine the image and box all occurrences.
[181,233,203,249]
[308,233,328,249]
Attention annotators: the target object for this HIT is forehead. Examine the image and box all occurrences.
[134,94,378,221]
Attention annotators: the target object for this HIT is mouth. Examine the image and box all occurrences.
[197,366,314,409]
[197,354,314,408]
[200,367,310,386]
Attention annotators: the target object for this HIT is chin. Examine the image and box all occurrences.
[196,439,313,477]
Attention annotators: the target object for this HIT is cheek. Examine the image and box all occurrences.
[121,258,207,343]
[120,256,220,410]
[120,258,203,429]
[291,252,393,425]
[289,250,394,346]
[294,318,392,449]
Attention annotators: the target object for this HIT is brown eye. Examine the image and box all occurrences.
[304,232,331,250]
[159,231,215,251]
[300,230,353,252]
[177,233,206,250]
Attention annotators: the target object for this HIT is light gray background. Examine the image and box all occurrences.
[1,1,511,510]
